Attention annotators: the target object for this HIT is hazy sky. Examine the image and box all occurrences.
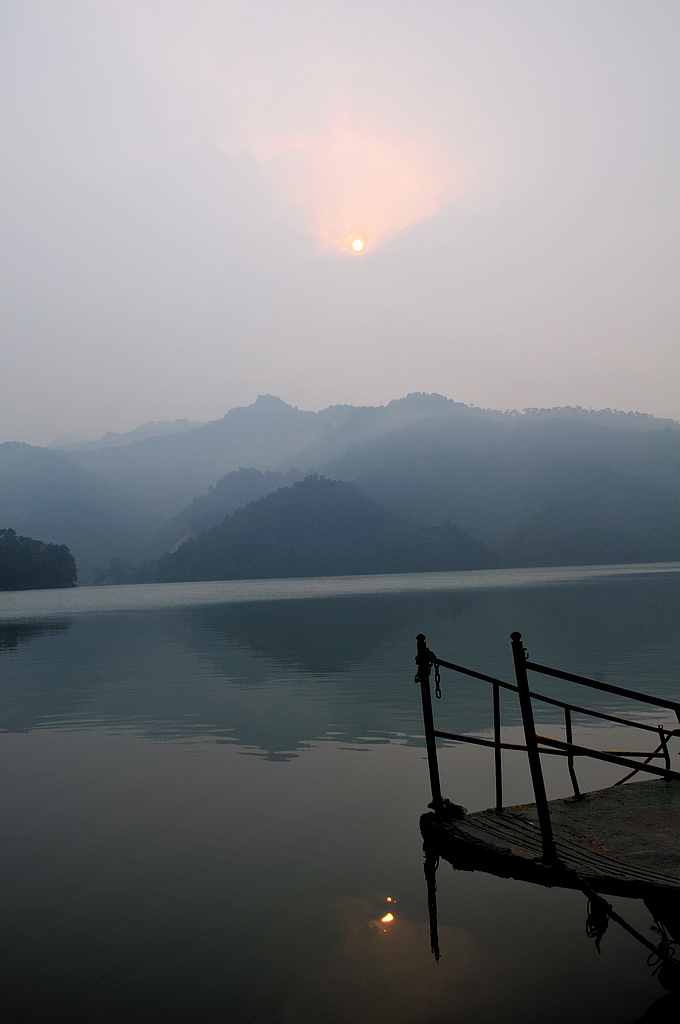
[2,1,678,444]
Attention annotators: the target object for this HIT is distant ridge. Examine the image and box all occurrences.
[49,418,207,450]
[49,397,680,455]
[58,394,680,518]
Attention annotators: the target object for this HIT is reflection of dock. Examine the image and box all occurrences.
[414,631,680,985]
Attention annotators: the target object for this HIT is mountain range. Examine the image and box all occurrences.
[1,394,678,583]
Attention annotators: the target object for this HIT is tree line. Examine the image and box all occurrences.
[0,528,77,590]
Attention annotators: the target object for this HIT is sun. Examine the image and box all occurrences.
[339,230,366,254]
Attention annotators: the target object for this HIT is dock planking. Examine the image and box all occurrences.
[421,778,680,900]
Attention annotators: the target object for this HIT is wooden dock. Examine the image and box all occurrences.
[421,779,680,901]
[414,631,680,978]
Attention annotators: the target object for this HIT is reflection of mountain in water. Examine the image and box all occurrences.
[0,591,475,752]
[184,591,475,675]
[0,620,70,652]
[0,572,677,758]
[175,592,476,757]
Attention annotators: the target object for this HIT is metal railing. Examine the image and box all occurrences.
[416,631,680,865]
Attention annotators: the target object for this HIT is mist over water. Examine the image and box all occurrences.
[1,564,678,1022]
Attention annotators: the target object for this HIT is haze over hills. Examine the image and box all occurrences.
[59,393,680,512]
[0,442,157,580]
[1,393,678,583]
[143,468,306,561]
[49,419,207,451]
[63,396,351,514]
[319,412,680,566]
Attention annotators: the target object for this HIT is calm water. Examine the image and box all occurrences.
[1,563,679,1023]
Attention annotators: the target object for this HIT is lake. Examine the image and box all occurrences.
[1,562,679,1023]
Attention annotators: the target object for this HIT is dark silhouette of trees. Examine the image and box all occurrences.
[154,476,499,583]
[0,528,77,590]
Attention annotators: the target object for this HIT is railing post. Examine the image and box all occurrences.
[493,682,503,810]
[416,633,442,809]
[658,727,671,773]
[510,631,557,864]
[565,708,581,799]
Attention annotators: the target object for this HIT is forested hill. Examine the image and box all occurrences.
[0,528,77,590]
[321,414,680,567]
[154,476,499,582]
[144,467,304,560]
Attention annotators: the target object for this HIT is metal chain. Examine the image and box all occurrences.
[585,897,609,953]
[414,649,441,698]
[648,918,677,974]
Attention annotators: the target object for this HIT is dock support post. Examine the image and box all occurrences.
[423,845,441,961]
[510,631,557,865]
[416,633,442,809]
